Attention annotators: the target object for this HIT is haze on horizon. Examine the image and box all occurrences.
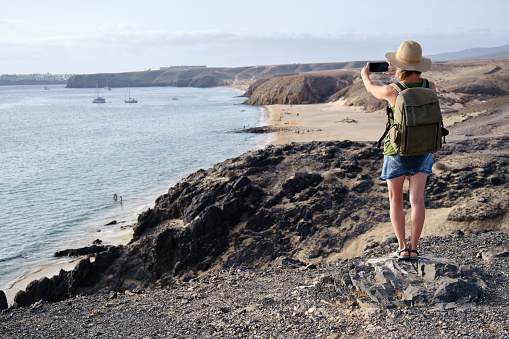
[1,0,508,75]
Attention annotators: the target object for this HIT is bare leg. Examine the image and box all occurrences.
[386,175,408,255]
[408,172,428,257]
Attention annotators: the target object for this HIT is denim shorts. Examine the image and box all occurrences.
[381,153,434,180]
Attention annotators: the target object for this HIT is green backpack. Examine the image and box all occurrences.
[378,79,448,156]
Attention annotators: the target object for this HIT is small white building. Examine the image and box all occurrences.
[160,65,207,70]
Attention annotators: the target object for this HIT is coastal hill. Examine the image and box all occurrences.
[66,59,509,114]
[65,62,365,90]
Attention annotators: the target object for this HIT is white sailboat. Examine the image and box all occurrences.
[124,85,138,103]
[93,84,106,103]
[104,79,112,91]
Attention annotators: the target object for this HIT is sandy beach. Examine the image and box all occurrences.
[265,100,472,145]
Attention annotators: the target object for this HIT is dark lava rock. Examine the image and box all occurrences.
[347,257,485,308]
[54,245,112,258]
[0,290,7,311]
[14,246,122,308]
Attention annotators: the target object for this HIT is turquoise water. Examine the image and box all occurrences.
[0,84,268,291]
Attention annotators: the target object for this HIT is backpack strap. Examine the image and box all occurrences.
[378,81,406,148]
[391,81,408,94]
[392,79,432,91]
[421,78,431,88]
[377,105,394,148]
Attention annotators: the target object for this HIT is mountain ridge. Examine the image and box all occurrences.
[428,44,509,61]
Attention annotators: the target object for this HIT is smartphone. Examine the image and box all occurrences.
[369,62,389,73]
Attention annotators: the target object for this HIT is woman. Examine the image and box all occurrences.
[360,40,435,260]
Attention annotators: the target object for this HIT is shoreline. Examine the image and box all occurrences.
[2,180,171,307]
[265,101,384,145]
[0,86,269,308]
[4,226,134,306]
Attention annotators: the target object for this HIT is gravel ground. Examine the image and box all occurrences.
[1,229,508,338]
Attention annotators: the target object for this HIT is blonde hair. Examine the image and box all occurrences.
[395,69,422,81]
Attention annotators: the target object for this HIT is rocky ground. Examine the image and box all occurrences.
[1,229,508,338]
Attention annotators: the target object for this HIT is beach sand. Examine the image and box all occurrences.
[266,100,470,146]
[267,101,384,144]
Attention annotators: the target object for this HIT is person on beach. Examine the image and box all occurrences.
[113,193,118,201]
[360,40,435,260]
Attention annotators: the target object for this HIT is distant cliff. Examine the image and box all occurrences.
[67,68,229,89]
[241,68,391,110]
[65,62,365,90]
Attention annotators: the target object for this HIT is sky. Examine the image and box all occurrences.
[1,0,508,74]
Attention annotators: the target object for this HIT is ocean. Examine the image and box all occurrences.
[0,84,268,294]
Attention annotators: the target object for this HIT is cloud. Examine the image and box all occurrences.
[0,19,23,27]
[0,29,508,74]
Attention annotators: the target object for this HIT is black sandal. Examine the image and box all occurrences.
[390,248,409,260]
[409,249,419,260]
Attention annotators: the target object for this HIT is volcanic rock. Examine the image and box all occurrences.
[54,245,112,257]
[0,290,7,311]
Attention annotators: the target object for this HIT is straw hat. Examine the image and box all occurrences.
[385,40,432,72]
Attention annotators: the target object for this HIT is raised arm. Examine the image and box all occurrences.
[360,63,397,106]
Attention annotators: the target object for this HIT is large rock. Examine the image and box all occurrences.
[347,257,485,308]
[243,71,357,105]
[477,247,509,260]
[0,290,7,310]
[13,246,122,308]
[54,245,112,257]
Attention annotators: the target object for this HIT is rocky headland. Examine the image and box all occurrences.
[2,60,509,338]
